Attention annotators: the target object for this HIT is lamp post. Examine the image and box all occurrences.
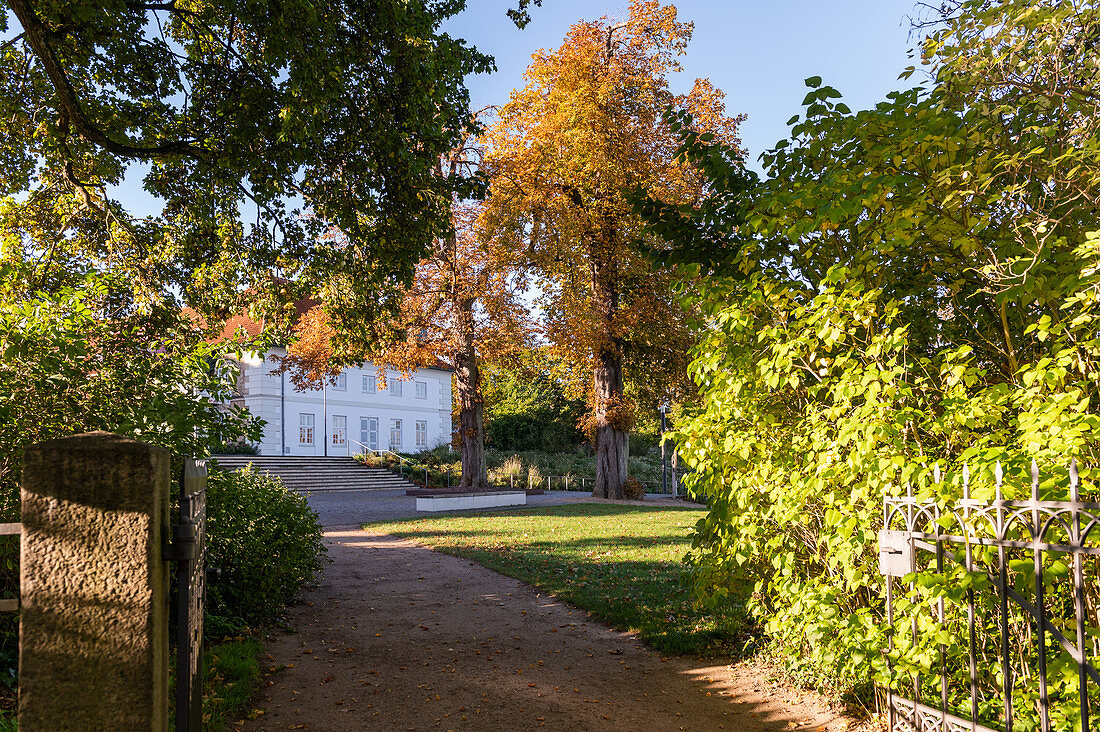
[659,401,669,495]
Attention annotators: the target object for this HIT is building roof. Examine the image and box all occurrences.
[183,297,319,343]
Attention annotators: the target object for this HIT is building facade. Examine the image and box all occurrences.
[232,347,453,456]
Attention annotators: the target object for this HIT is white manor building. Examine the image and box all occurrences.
[197,303,454,456]
[231,349,453,456]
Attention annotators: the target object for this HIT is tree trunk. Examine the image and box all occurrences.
[454,302,488,489]
[590,244,627,499]
[592,351,628,498]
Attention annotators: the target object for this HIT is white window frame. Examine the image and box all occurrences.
[389,379,403,397]
[362,374,376,393]
[299,413,315,445]
[415,420,427,449]
[332,415,347,446]
[415,381,427,400]
[332,372,347,391]
[389,419,402,451]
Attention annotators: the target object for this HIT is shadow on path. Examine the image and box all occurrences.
[240,529,854,731]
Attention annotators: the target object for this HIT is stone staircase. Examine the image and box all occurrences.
[210,455,417,492]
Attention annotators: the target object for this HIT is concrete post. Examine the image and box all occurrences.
[19,431,170,731]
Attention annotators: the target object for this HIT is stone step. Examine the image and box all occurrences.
[211,454,419,492]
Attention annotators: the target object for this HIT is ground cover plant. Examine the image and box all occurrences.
[368,503,752,656]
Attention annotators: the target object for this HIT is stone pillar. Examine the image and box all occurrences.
[19,431,170,731]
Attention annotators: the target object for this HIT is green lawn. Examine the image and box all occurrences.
[367,503,753,657]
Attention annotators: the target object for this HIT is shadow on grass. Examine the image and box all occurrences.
[366,502,757,658]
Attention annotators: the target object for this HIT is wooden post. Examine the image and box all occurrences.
[20,432,170,731]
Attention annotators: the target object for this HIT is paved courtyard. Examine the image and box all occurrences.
[301,488,682,530]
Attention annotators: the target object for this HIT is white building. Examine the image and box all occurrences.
[194,303,454,456]
[231,348,453,456]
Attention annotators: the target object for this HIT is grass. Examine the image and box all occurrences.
[367,503,754,657]
[167,633,264,732]
[200,636,263,731]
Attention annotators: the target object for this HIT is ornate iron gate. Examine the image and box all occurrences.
[880,462,1099,732]
[173,458,208,732]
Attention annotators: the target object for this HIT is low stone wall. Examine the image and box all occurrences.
[415,491,527,512]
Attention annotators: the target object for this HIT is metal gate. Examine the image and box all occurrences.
[880,461,1099,732]
[172,457,208,732]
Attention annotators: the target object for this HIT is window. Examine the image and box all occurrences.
[332,372,347,391]
[415,420,427,449]
[362,374,376,393]
[360,417,378,451]
[389,419,402,451]
[415,381,427,399]
[332,415,346,446]
[299,414,314,445]
[389,379,403,397]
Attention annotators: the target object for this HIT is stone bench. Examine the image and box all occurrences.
[415,491,527,512]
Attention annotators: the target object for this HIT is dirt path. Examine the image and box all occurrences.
[238,527,862,731]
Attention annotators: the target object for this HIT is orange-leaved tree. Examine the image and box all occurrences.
[280,194,531,489]
[479,0,743,498]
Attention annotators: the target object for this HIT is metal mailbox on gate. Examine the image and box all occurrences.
[877,529,914,578]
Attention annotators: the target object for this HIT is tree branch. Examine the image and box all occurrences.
[8,0,206,159]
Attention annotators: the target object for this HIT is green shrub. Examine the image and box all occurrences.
[628,433,658,457]
[211,441,259,456]
[414,445,460,466]
[486,413,581,452]
[205,467,327,625]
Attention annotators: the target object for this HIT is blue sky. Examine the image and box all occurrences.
[446,1,924,172]
[110,1,924,213]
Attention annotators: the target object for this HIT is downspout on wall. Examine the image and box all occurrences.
[280,356,286,455]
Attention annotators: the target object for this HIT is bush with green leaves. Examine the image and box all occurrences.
[204,467,327,625]
[482,361,585,452]
[0,268,261,517]
[638,1,1100,726]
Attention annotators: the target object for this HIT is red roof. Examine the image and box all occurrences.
[183,297,319,343]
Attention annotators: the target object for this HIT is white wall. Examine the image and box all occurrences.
[234,348,453,456]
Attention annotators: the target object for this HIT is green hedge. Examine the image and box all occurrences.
[205,467,327,625]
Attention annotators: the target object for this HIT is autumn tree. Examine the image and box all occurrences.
[480,0,743,498]
[280,130,531,487]
[280,204,530,488]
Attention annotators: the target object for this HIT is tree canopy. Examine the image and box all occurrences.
[1,0,492,322]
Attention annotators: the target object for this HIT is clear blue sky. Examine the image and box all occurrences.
[446,1,924,171]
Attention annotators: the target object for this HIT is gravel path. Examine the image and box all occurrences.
[238,493,860,731]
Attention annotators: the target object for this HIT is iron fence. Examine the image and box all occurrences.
[172,458,208,732]
[881,461,1099,732]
